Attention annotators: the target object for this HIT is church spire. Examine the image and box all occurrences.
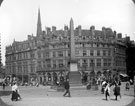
[36,8,42,36]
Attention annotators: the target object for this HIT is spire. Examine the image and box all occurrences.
[36,8,42,36]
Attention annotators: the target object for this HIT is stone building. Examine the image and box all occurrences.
[5,9,127,84]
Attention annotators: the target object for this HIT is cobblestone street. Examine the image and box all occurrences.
[0,82,134,106]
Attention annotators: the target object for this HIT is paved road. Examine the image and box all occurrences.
[0,82,134,106]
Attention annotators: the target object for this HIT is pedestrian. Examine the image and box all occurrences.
[101,80,106,94]
[63,79,71,97]
[113,78,121,100]
[125,81,130,91]
[104,81,110,100]
[2,81,6,90]
[11,82,22,101]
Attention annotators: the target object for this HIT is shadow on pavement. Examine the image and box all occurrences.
[126,99,135,106]
[0,90,12,96]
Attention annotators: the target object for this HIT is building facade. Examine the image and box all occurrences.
[5,9,127,84]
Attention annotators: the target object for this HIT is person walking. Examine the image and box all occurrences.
[11,82,22,101]
[113,78,121,101]
[63,79,71,97]
[2,81,6,90]
[104,81,110,100]
[101,80,106,94]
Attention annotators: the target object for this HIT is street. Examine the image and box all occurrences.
[0,82,134,106]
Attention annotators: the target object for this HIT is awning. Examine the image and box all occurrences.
[120,74,128,77]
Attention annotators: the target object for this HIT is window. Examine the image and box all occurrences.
[82,59,88,67]
[90,59,95,67]
[38,61,42,68]
[83,50,87,56]
[38,52,41,58]
[46,60,51,68]
[30,52,35,58]
[53,52,56,57]
[30,61,35,72]
[58,51,63,57]
[103,58,107,66]
[97,50,100,56]
[68,51,70,57]
[45,51,49,57]
[90,50,94,56]
[108,58,111,66]
[103,50,106,56]
[75,50,79,56]
[53,60,56,68]
[43,52,46,58]
[108,50,111,56]
[97,59,101,66]
[23,62,28,73]
[58,60,63,67]
[43,61,46,68]
[18,62,22,73]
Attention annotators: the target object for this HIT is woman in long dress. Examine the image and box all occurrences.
[11,82,21,101]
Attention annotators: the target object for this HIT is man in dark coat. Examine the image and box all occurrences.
[63,79,71,97]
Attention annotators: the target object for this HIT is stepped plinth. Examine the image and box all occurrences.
[69,71,82,86]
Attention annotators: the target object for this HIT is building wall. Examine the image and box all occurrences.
[5,22,127,83]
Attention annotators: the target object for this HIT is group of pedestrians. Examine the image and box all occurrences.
[101,78,122,101]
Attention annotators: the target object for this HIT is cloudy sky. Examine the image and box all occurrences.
[0,0,135,65]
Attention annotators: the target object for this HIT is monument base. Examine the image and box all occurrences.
[70,62,78,72]
[69,71,82,86]
[69,62,82,86]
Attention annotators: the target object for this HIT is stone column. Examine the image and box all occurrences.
[69,18,81,86]
[69,18,77,72]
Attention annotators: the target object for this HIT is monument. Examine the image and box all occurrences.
[69,18,82,86]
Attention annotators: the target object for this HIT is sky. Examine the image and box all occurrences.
[0,0,135,65]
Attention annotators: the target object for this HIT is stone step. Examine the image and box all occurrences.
[69,71,82,87]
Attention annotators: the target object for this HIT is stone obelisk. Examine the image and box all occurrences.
[69,18,77,71]
[69,18,81,86]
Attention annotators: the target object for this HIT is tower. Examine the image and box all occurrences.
[36,8,42,36]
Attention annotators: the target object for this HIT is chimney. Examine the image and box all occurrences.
[52,26,56,33]
[46,27,51,35]
[102,27,106,40]
[117,33,122,39]
[78,25,82,36]
[64,25,68,30]
[90,26,95,38]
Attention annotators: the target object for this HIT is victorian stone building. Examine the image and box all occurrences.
[5,9,127,84]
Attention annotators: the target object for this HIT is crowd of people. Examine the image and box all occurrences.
[101,77,122,101]
[1,75,133,102]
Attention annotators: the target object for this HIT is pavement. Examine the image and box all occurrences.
[0,82,134,106]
